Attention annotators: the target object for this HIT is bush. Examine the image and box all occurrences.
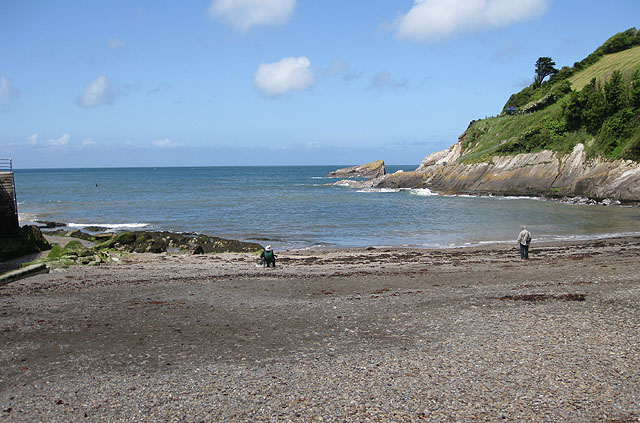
[631,70,640,109]
[604,70,628,115]
[563,91,587,130]
[583,83,608,134]
[623,131,640,161]
[503,85,536,111]
[544,118,567,143]
[593,108,636,155]
[598,28,640,55]
[496,127,545,154]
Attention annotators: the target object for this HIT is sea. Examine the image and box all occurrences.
[13,166,640,250]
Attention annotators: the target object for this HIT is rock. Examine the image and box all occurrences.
[373,171,428,189]
[84,226,109,232]
[327,160,386,179]
[68,230,97,242]
[34,220,67,228]
[378,142,640,202]
[0,225,52,261]
[95,231,263,254]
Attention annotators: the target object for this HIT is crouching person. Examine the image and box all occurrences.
[260,245,277,268]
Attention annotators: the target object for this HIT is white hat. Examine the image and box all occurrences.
[265,245,272,251]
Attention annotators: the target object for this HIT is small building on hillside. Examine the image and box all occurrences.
[505,107,519,116]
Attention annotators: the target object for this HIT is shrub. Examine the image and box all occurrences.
[563,91,587,130]
[622,131,640,161]
[583,82,608,134]
[604,70,628,115]
[598,28,640,55]
[544,118,567,143]
[593,108,636,155]
[631,69,640,109]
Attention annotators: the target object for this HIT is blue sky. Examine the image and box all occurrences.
[1,1,639,168]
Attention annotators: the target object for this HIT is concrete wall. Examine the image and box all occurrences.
[0,171,19,237]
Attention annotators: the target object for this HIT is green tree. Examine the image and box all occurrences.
[534,57,559,87]
[563,91,587,130]
[582,79,607,134]
[604,70,627,115]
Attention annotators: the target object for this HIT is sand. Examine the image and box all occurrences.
[1,237,639,422]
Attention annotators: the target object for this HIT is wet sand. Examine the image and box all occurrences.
[1,238,639,422]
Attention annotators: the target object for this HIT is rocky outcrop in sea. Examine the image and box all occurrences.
[326,160,386,179]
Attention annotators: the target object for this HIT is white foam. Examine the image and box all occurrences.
[356,188,401,193]
[68,222,149,230]
[410,188,437,197]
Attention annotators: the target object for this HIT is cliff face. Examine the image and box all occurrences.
[376,143,640,202]
[327,142,640,202]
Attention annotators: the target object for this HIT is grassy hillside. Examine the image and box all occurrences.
[569,45,640,90]
[458,29,640,164]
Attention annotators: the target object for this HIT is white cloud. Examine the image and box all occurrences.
[208,0,296,31]
[48,133,71,147]
[152,138,184,148]
[82,137,95,146]
[395,0,549,42]
[27,134,38,145]
[370,71,408,90]
[0,76,20,109]
[108,38,125,50]
[253,56,315,98]
[77,76,118,108]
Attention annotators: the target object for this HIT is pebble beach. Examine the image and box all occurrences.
[1,237,639,422]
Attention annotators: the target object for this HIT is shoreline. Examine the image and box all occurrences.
[1,236,639,421]
[16,216,640,253]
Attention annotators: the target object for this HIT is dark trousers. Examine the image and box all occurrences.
[520,243,529,259]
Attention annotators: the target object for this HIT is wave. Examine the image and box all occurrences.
[409,188,437,197]
[356,188,402,193]
[68,222,150,230]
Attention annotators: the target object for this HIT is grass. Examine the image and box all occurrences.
[459,102,566,162]
[569,45,640,90]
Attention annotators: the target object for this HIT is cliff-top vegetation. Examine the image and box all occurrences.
[458,28,640,163]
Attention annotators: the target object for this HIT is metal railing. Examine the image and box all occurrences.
[0,158,12,171]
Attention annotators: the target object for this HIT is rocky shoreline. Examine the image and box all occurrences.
[1,236,639,421]
[333,143,640,204]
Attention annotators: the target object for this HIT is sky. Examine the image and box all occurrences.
[1,1,639,168]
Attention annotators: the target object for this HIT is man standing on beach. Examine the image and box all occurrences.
[517,225,532,259]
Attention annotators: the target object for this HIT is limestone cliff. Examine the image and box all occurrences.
[375,143,640,202]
